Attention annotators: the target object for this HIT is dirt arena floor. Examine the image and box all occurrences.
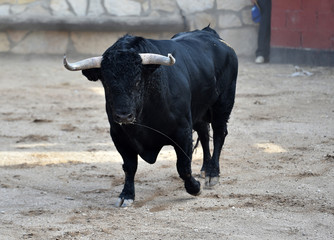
[0,54,333,239]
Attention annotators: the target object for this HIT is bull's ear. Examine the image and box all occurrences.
[82,68,101,81]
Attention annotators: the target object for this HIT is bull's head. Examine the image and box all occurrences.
[64,50,175,125]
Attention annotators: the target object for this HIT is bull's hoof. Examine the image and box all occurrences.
[205,176,220,188]
[200,171,206,179]
[185,177,201,196]
[115,198,134,208]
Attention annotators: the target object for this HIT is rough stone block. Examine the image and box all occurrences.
[217,0,250,12]
[0,32,10,52]
[131,32,163,40]
[160,32,179,39]
[10,4,27,14]
[176,0,214,14]
[22,4,50,17]
[17,0,37,4]
[7,30,29,43]
[50,0,74,16]
[0,4,10,16]
[70,32,126,55]
[219,28,257,56]
[188,12,217,30]
[68,0,88,16]
[241,9,257,26]
[151,0,178,13]
[142,1,149,13]
[87,0,105,16]
[218,13,242,28]
[105,0,141,16]
[11,31,69,54]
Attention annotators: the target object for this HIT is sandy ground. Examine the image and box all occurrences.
[0,54,333,239]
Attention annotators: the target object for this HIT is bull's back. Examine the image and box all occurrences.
[171,29,237,123]
[147,28,236,123]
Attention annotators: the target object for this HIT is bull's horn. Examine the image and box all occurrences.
[63,55,103,71]
[139,53,175,66]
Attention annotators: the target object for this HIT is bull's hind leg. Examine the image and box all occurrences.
[193,122,211,178]
[205,110,228,187]
[205,70,237,187]
[174,126,201,196]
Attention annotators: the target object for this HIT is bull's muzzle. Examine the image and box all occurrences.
[114,112,135,125]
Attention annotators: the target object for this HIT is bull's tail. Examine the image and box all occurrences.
[192,134,201,153]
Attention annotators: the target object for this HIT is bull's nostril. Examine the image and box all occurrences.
[127,113,133,120]
[114,112,135,124]
[114,114,121,122]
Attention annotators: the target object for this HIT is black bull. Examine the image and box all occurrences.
[64,27,238,207]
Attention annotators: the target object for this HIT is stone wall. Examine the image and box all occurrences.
[0,0,257,57]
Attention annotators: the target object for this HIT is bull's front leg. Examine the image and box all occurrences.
[115,152,138,208]
[174,127,201,196]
